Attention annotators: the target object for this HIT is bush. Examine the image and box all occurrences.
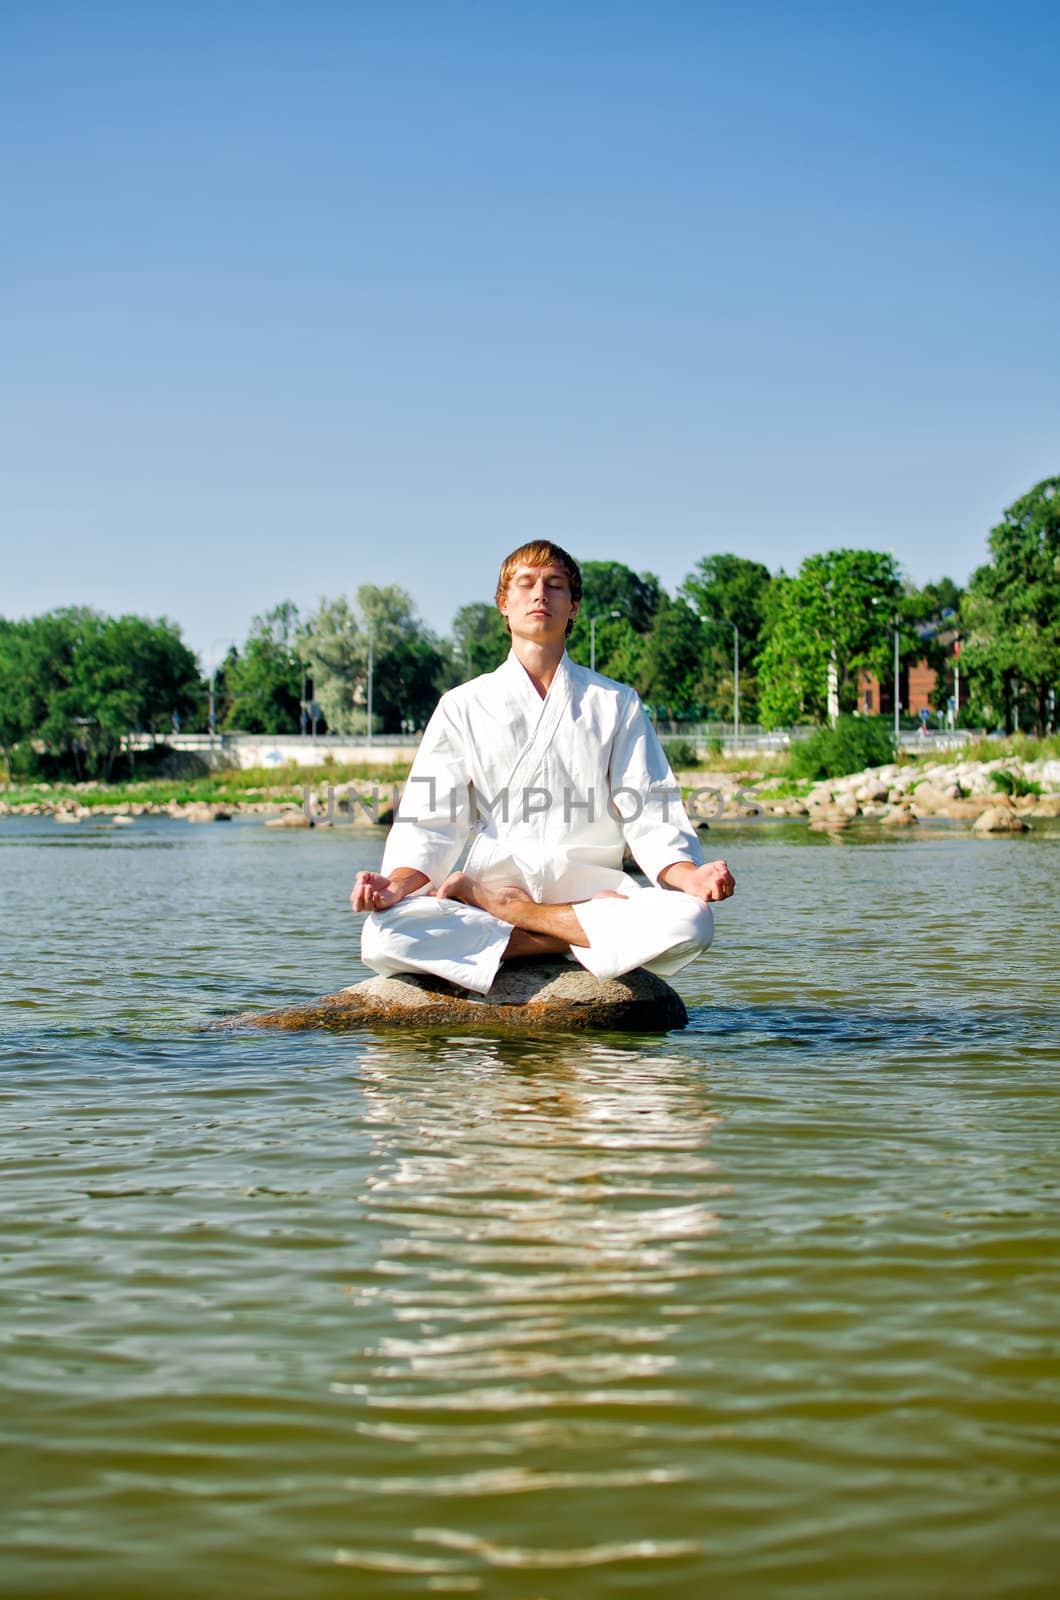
[788,716,896,781]
[661,737,699,769]
[990,769,1041,798]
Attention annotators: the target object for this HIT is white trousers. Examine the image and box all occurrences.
[360,876,714,996]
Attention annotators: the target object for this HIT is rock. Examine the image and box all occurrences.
[881,805,917,827]
[973,807,1031,834]
[54,811,80,824]
[938,797,997,820]
[1027,795,1060,818]
[808,804,849,830]
[910,782,957,814]
[265,811,313,828]
[221,960,688,1034]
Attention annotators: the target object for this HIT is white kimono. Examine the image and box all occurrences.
[360,651,714,993]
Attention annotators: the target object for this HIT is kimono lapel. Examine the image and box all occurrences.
[491,650,572,799]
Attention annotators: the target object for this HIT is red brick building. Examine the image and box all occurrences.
[858,633,965,721]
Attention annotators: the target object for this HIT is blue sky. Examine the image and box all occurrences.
[3,1,1058,665]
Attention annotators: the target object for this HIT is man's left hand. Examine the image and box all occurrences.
[660,859,736,902]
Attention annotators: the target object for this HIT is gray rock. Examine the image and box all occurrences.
[220,959,688,1034]
[881,804,917,827]
[972,807,1031,834]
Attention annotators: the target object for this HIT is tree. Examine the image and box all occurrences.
[0,619,43,782]
[6,608,200,778]
[960,478,1060,734]
[757,550,905,729]
[634,597,706,718]
[444,602,511,686]
[224,602,304,734]
[680,553,773,721]
[566,560,662,680]
[302,586,444,734]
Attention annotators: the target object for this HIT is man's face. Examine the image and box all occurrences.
[498,562,579,645]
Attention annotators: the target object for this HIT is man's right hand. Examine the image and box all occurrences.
[350,869,428,914]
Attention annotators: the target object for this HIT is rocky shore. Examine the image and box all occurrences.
[733,754,1060,834]
[3,757,1059,834]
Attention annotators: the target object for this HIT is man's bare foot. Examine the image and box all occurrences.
[434,873,590,947]
[435,873,533,923]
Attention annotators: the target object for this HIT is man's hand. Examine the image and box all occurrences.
[350,869,428,914]
[659,858,736,902]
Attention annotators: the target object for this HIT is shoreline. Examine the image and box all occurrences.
[4,752,1060,831]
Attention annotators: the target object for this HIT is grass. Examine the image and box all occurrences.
[2,761,413,809]
[900,733,1060,768]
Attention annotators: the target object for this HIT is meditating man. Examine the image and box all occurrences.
[351,541,735,993]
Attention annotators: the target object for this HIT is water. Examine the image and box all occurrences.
[2,815,1058,1598]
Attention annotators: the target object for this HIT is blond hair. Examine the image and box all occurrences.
[495,541,582,637]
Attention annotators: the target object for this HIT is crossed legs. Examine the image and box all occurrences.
[359,873,714,994]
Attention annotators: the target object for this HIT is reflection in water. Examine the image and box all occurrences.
[332,1037,724,1583]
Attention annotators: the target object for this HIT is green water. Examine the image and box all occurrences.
[1,816,1058,1598]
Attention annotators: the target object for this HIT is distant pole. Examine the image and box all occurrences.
[893,616,900,744]
[367,631,374,745]
[954,634,960,726]
[300,663,307,736]
[702,616,739,744]
[208,669,216,737]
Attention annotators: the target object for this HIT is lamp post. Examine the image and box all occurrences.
[589,610,621,673]
[206,637,233,739]
[366,630,374,746]
[893,614,901,745]
[702,617,740,745]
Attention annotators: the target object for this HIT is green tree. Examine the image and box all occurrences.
[757,550,905,729]
[680,553,773,721]
[439,602,511,688]
[10,608,199,778]
[960,478,1060,734]
[0,619,43,782]
[224,602,304,734]
[634,597,706,718]
[302,586,443,734]
[567,560,662,679]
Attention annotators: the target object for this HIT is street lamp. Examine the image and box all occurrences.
[701,617,740,745]
[366,629,374,746]
[206,637,234,738]
[892,614,900,745]
[590,610,621,673]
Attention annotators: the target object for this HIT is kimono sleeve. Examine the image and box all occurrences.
[380,694,472,888]
[608,690,704,886]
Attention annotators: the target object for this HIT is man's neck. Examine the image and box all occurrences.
[510,637,566,699]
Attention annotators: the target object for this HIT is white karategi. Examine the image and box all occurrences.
[360,650,714,993]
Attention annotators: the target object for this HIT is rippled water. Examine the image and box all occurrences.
[2,815,1058,1598]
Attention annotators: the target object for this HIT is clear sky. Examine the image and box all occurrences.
[3,0,1058,665]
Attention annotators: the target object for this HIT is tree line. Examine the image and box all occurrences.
[2,475,1056,778]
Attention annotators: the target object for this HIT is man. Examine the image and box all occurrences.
[351,541,735,994]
